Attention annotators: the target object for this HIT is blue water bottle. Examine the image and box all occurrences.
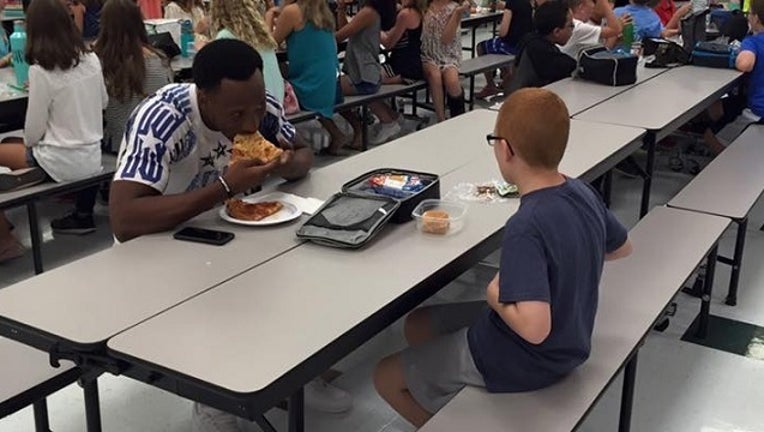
[180,19,194,58]
[9,20,29,87]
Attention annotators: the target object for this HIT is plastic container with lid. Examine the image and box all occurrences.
[412,199,468,236]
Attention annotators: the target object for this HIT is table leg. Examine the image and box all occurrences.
[81,378,102,432]
[471,26,477,58]
[639,133,656,219]
[254,415,278,432]
[26,201,43,275]
[288,388,305,432]
[695,245,718,339]
[603,170,613,208]
[618,353,639,432]
[33,399,50,432]
[361,106,369,151]
[469,75,475,111]
[725,217,748,306]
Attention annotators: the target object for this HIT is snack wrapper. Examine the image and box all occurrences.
[369,174,426,199]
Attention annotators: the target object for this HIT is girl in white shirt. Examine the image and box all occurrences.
[164,0,210,38]
[0,0,108,262]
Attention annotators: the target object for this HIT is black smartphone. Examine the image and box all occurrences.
[173,227,235,246]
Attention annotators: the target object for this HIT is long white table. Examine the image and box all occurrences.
[668,125,764,307]
[0,110,505,353]
[544,65,668,116]
[104,118,645,430]
[574,65,743,217]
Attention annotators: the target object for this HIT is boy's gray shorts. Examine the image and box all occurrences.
[401,301,487,414]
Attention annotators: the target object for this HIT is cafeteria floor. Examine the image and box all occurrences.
[3,28,764,432]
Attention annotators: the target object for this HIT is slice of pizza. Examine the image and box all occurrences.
[226,199,284,221]
[231,132,284,164]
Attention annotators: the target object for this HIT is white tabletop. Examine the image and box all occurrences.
[106,119,646,395]
[461,11,503,26]
[668,125,764,219]
[0,110,502,348]
[420,207,730,432]
[0,336,76,404]
[0,68,28,104]
[574,66,742,132]
[544,65,668,116]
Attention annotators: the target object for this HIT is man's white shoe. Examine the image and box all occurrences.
[369,121,402,146]
[304,378,353,413]
[191,402,240,432]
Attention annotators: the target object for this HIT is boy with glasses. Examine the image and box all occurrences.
[373,88,632,428]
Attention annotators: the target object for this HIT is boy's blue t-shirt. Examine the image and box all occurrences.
[741,32,764,117]
[467,178,628,392]
[614,4,664,40]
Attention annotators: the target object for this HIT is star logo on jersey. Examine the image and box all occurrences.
[201,154,216,168]
[214,142,228,159]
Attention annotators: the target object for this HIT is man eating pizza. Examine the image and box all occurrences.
[109,39,354,429]
[110,38,313,243]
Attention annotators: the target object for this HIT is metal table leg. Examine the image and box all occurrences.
[725,217,748,306]
[696,246,718,339]
[639,133,656,219]
[288,388,305,432]
[81,378,102,432]
[26,202,43,275]
[618,353,639,432]
[33,399,50,432]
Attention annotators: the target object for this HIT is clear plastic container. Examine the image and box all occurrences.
[411,199,468,236]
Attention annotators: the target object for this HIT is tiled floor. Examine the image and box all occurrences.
[3,27,764,432]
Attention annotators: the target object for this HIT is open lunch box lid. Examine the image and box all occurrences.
[296,169,441,248]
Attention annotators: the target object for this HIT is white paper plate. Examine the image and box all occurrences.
[219,193,302,226]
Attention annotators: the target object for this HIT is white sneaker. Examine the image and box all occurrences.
[191,403,241,432]
[369,121,402,146]
[304,378,353,413]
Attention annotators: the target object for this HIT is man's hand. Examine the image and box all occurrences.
[269,149,296,179]
[223,158,282,194]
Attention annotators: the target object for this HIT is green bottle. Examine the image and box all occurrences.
[622,22,634,52]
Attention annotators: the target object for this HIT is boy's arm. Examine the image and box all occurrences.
[737,38,757,72]
[487,274,552,345]
[442,2,471,44]
[530,42,577,81]
[605,238,633,261]
[603,208,632,261]
[498,7,513,38]
[598,0,623,40]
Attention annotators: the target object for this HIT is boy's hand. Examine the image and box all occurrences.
[486,273,501,311]
[619,13,632,27]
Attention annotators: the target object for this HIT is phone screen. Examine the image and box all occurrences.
[173,227,235,246]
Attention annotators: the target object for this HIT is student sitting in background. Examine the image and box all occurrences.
[703,0,764,153]
[507,0,576,93]
[374,88,632,428]
[474,0,534,99]
[68,0,103,41]
[0,0,107,261]
[267,0,350,155]
[561,0,625,58]
[421,0,470,122]
[164,0,210,39]
[50,0,172,235]
[613,0,685,39]
[336,0,404,147]
[381,0,425,84]
[212,0,285,104]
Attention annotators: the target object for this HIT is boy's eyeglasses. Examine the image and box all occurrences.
[485,134,515,155]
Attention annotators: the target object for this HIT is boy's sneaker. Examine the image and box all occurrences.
[370,121,402,146]
[305,378,352,413]
[51,212,96,235]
